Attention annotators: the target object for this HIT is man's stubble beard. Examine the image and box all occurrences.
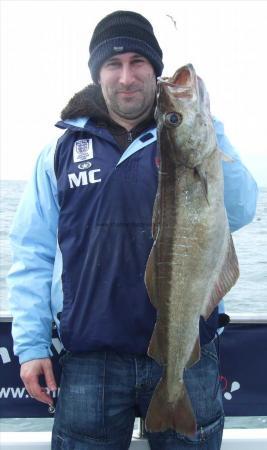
[108,94,149,120]
[100,72,157,124]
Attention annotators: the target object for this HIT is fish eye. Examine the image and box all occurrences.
[164,112,183,127]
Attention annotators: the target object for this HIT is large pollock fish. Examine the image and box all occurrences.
[145,64,239,436]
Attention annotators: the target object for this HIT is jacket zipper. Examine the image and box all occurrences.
[127,131,133,144]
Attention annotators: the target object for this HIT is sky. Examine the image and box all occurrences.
[1,0,267,186]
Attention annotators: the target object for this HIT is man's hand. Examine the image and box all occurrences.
[20,358,57,406]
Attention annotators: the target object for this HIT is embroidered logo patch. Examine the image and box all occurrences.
[73,139,93,163]
[78,161,92,170]
[113,46,124,52]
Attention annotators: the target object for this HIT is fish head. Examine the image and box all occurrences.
[156,64,217,168]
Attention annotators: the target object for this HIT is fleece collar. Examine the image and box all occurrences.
[61,85,110,123]
[60,84,155,130]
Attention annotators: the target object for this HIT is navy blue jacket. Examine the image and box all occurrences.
[8,115,258,363]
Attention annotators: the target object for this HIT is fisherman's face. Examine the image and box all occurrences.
[99,52,156,124]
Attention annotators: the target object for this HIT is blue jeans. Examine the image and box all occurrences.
[52,340,224,449]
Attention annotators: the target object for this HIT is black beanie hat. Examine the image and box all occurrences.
[88,10,164,83]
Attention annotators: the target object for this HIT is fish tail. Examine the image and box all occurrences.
[145,378,197,437]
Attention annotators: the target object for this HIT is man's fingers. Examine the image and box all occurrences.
[20,358,57,406]
[43,360,57,391]
[24,379,53,405]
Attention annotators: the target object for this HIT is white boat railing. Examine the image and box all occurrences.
[0,311,13,322]
[227,312,267,324]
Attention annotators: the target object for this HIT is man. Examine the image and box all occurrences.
[8,10,258,450]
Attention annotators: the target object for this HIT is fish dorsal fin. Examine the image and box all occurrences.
[202,233,239,319]
[152,192,160,240]
[145,246,158,309]
[147,321,167,365]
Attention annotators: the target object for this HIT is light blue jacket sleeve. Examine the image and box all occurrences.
[7,140,59,364]
[214,118,258,232]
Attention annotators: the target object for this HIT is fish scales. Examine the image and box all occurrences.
[144,64,239,436]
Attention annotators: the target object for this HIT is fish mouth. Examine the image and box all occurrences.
[158,64,197,100]
[158,78,195,100]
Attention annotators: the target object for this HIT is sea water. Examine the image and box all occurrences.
[1,180,266,312]
[0,180,266,431]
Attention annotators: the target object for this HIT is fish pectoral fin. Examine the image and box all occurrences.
[194,165,209,205]
[202,233,240,319]
[185,337,201,369]
[145,378,197,436]
[218,148,234,162]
